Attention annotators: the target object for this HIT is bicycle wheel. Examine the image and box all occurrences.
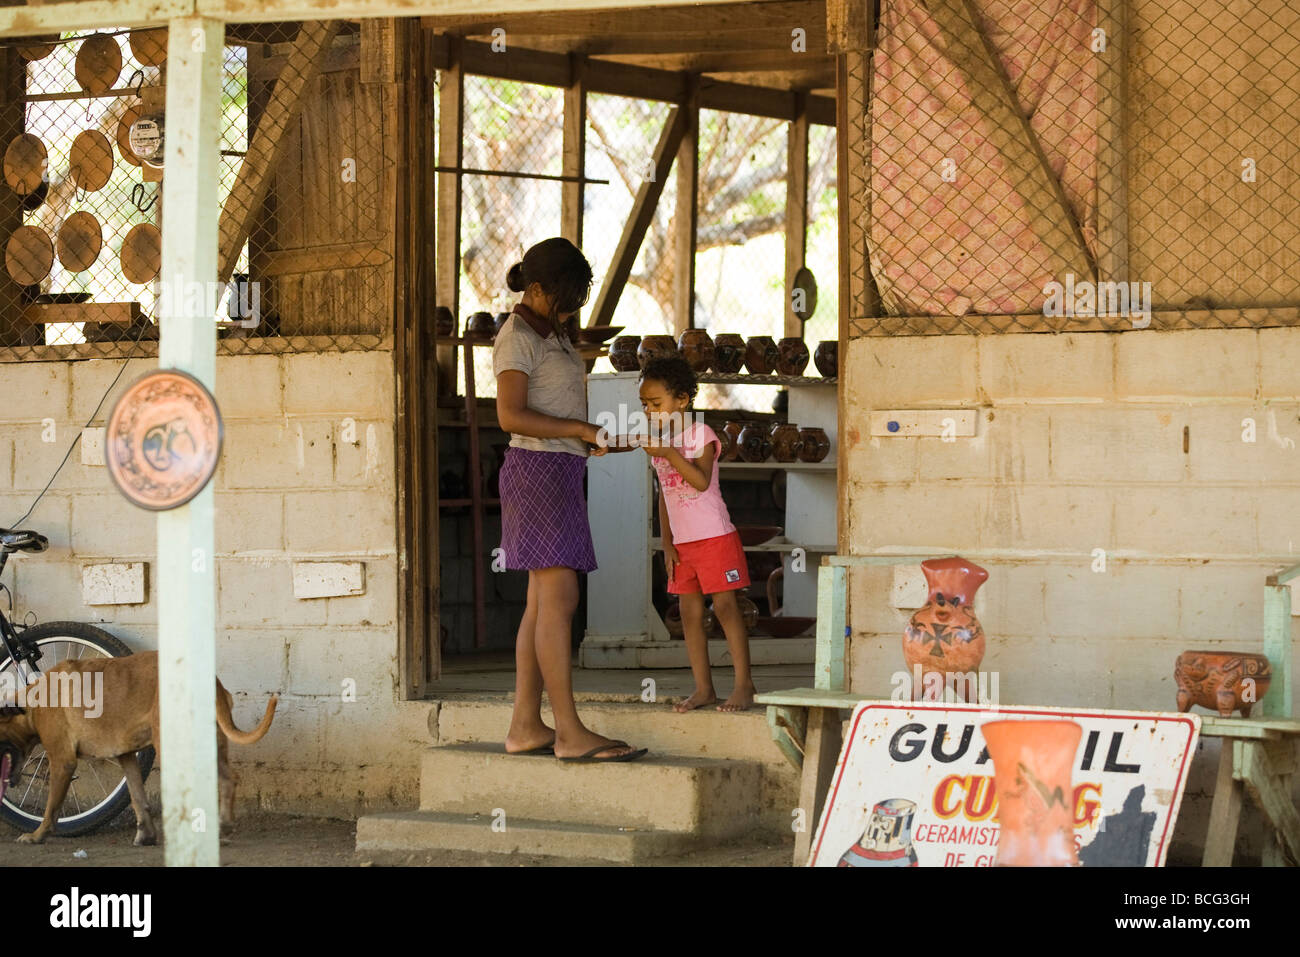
[0,621,155,837]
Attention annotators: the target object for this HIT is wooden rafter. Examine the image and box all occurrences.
[673,76,699,334]
[561,54,585,247]
[784,93,808,337]
[421,1,823,38]
[455,29,828,58]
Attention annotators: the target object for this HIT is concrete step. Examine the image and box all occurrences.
[356,810,704,863]
[420,743,761,839]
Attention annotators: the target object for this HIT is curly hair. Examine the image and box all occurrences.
[640,354,698,402]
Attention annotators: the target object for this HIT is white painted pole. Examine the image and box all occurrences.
[156,16,224,867]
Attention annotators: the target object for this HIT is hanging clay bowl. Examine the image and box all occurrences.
[713,333,746,373]
[791,265,818,322]
[637,334,676,370]
[744,335,779,375]
[903,556,989,702]
[56,211,102,272]
[5,225,54,285]
[1174,650,1271,718]
[836,798,919,867]
[75,34,123,96]
[608,335,641,371]
[69,130,114,194]
[776,337,810,376]
[769,422,803,463]
[797,426,831,463]
[4,133,47,196]
[120,223,161,284]
[18,36,59,62]
[117,106,143,167]
[677,329,715,373]
[129,28,168,67]
[738,422,773,463]
[982,719,1083,867]
[720,420,744,462]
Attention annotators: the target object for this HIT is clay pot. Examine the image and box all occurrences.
[902,557,989,702]
[466,311,495,339]
[677,329,715,373]
[837,798,920,867]
[716,425,736,462]
[814,340,839,377]
[720,420,744,462]
[713,333,746,373]
[769,422,803,462]
[666,600,715,639]
[766,566,784,615]
[744,336,779,375]
[434,306,454,337]
[981,720,1083,867]
[738,422,773,463]
[609,335,641,372]
[638,334,677,369]
[798,426,831,463]
[776,337,810,376]
[1175,651,1271,718]
[494,312,511,335]
[710,595,758,636]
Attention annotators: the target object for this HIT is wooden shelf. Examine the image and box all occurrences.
[650,537,835,553]
[719,460,836,471]
[590,371,835,386]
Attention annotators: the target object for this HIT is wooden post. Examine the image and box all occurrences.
[1262,581,1292,718]
[435,35,464,394]
[672,77,699,334]
[794,706,842,864]
[1095,0,1128,285]
[1201,739,1243,867]
[815,563,846,691]
[157,15,224,867]
[784,92,808,339]
[561,54,586,249]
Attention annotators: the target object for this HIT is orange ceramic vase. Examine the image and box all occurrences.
[981,720,1082,867]
[902,556,988,701]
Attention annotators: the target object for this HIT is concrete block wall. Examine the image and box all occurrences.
[842,327,1300,861]
[0,350,431,817]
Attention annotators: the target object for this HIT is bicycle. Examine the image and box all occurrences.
[0,524,155,837]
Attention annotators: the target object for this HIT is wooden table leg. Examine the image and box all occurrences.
[794,707,843,866]
[1202,739,1243,867]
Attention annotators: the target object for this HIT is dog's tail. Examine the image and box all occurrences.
[216,691,278,746]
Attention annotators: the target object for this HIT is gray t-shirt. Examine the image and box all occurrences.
[492,314,589,458]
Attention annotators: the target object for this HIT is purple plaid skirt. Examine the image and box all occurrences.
[498,447,597,572]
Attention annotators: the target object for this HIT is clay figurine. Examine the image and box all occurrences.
[1174,651,1271,717]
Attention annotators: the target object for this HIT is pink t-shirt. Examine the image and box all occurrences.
[651,421,736,545]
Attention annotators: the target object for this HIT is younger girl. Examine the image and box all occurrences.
[637,356,756,712]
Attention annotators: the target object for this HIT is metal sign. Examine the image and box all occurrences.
[809,701,1200,867]
[105,369,223,511]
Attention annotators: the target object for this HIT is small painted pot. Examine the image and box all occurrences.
[434,306,454,338]
[814,340,838,377]
[609,335,642,372]
[769,422,803,463]
[709,595,759,636]
[776,337,810,376]
[638,334,677,370]
[713,333,746,373]
[738,422,773,463]
[798,426,831,463]
[716,424,736,462]
[1175,650,1272,718]
[721,420,745,462]
[744,336,779,375]
[466,311,495,339]
[677,329,715,373]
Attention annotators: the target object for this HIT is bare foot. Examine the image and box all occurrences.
[673,690,718,713]
[553,729,636,760]
[505,724,556,754]
[717,685,756,712]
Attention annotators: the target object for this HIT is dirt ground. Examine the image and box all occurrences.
[0,812,795,867]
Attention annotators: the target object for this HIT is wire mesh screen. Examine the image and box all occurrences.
[0,23,393,362]
[850,0,1300,335]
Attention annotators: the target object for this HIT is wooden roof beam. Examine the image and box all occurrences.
[421,1,823,38]
[454,29,827,57]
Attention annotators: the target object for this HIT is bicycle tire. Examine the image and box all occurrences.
[0,621,155,837]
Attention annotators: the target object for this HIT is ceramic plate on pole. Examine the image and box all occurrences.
[56,211,102,272]
[791,265,818,322]
[69,129,114,193]
[121,223,161,283]
[3,133,47,196]
[106,369,223,511]
[5,225,54,285]
[18,36,59,62]
[75,34,123,96]
[129,28,168,67]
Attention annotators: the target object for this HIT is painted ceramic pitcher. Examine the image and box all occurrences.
[837,798,919,867]
[903,556,989,701]
[982,719,1082,866]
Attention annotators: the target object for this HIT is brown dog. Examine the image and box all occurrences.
[0,651,276,845]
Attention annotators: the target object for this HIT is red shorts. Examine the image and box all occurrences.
[668,530,751,595]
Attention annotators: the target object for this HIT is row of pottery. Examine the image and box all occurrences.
[718,420,830,463]
[610,332,837,378]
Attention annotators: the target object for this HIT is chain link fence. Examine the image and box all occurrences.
[0,23,392,362]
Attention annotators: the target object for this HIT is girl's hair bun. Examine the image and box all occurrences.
[506,262,526,292]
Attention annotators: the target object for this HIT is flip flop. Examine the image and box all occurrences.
[558,739,649,763]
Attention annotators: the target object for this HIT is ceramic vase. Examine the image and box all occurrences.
[814,340,838,377]
[797,426,831,463]
[1174,651,1272,718]
[982,719,1083,867]
[677,329,715,373]
[902,556,989,702]
[769,422,803,462]
[638,334,677,369]
[713,333,746,373]
[716,424,736,462]
[837,799,920,867]
[776,337,810,376]
[744,336,779,375]
[738,422,773,462]
[721,420,745,462]
[466,311,495,339]
[609,335,642,372]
